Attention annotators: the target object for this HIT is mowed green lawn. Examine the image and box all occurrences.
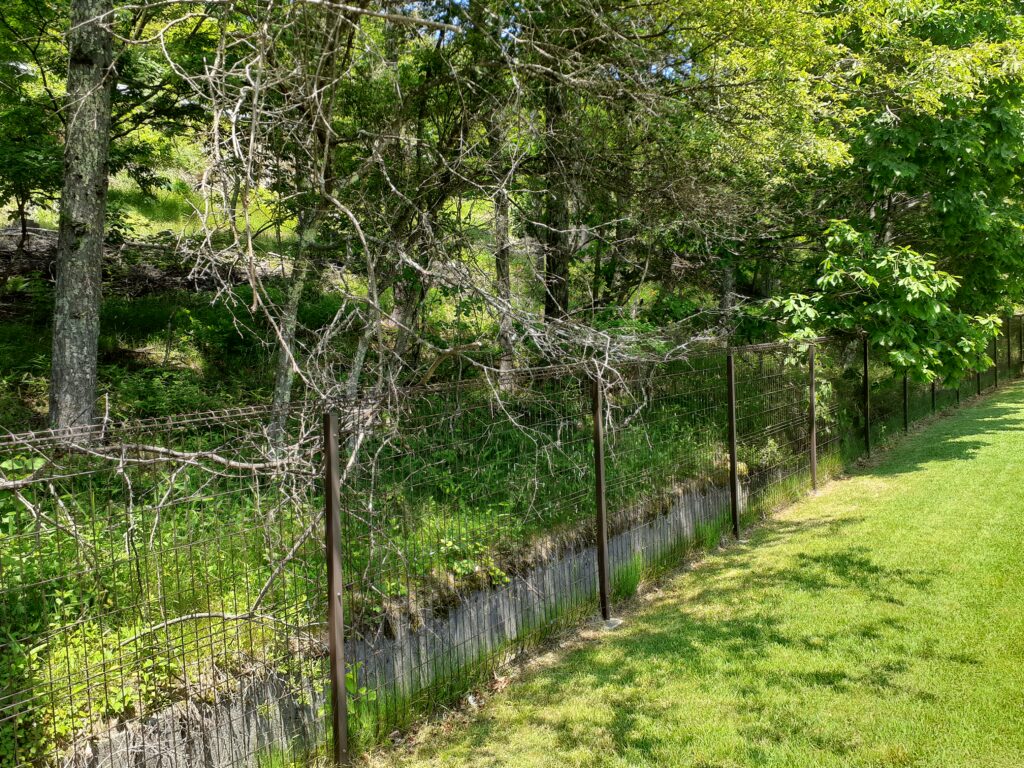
[376,385,1024,768]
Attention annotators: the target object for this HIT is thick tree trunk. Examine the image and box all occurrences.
[50,0,113,431]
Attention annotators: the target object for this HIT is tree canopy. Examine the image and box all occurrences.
[2,0,1024,426]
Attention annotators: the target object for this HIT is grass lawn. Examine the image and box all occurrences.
[374,385,1024,768]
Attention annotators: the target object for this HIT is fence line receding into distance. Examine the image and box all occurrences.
[2,318,1022,768]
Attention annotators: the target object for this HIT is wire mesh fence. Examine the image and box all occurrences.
[3,318,1023,768]
[336,369,600,743]
[0,407,329,768]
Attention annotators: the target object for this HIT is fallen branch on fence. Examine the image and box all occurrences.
[0,474,49,491]
[118,425,369,650]
[72,442,299,472]
[0,440,55,490]
[250,425,368,612]
[0,444,294,489]
[12,486,99,569]
[417,341,486,387]
[117,611,323,649]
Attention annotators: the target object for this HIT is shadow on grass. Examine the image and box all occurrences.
[426,535,941,762]
[405,386,1024,765]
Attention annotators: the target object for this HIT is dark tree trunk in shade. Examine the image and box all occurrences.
[494,178,515,381]
[50,0,113,430]
[16,196,29,252]
[542,80,570,322]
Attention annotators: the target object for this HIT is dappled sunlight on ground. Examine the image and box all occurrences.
[374,385,1024,768]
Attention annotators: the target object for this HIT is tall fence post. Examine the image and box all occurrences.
[591,375,611,622]
[1018,315,1023,377]
[993,337,999,388]
[931,380,936,414]
[726,351,741,539]
[1007,317,1012,378]
[862,336,871,457]
[323,411,350,767]
[808,345,817,491]
[977,367,982,396]
[902,373,910,433]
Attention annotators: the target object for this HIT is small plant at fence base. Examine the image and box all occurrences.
[611,554,644,602]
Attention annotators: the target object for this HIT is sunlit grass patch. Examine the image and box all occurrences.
[379,385,1024,768]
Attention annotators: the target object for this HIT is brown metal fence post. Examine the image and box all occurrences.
[809,345,817,491]
[324,411,350,766]
[591,375,611,622]
[1019,315,1023,377]
[863,336,871,457]
[902,373,910,433]
[931,380,936,414]
[727,351,741,539]
[1007,317,1012,377]
[977,368,982,396]
[994,337,999,388]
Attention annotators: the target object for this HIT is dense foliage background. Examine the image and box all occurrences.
[3,4,1024,762]
[2,0,1023,430]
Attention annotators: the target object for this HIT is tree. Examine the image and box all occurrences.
[0,69,62,249]
[734,2,1024,367]
[819,1,1024,316]
[49,0,113,430]
[769,222,997,381]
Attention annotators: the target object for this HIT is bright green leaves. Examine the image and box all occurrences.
[0,41,63,231]
[769,222,997,380]
[805,0,1024,337]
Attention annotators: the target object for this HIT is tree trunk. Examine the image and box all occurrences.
[495,177,515,382]
[265,1,351,441]
[16,196,28,253]
[719,259,736,316]
[50,0,113,431]
[542,81,570,322]
[542,202,570,321]
[268,253,311,445]
[391,268,425,365]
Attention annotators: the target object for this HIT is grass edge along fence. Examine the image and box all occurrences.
[0,317,1021,768]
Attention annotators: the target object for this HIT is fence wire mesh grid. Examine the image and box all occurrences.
[2,317,1023,768]
[0,408,329,768]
